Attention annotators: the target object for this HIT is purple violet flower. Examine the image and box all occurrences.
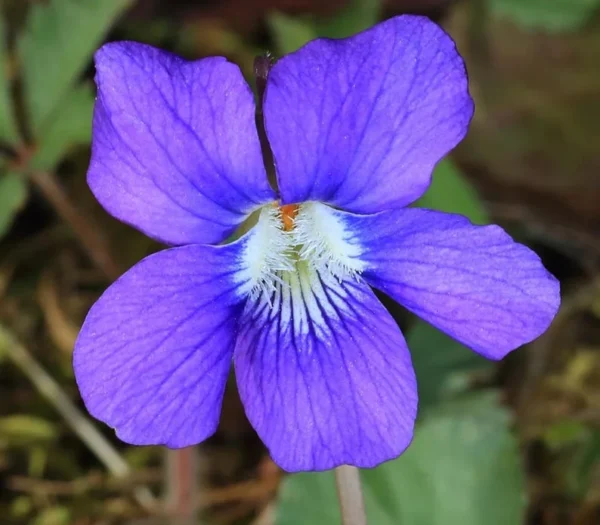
[74,15,560,472]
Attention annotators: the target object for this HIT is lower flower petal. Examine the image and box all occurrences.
[74,243,249,448]
[234,264,417,472]
[336,208,560,360]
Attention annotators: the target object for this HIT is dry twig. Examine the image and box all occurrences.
[0,323,157,512]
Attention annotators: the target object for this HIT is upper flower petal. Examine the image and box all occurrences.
[73,242,251,447]
[335,208,561,360]
[263,15,473,212]
[234,264,417,472]
[89,42,275,246]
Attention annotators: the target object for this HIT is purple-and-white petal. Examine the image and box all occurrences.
[263,15,473,213]
[89,42,275,246]
[335,208,560,359]
[73,242,251,447]
[234,268,417,472]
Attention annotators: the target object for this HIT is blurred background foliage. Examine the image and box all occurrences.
[0,0,599,524]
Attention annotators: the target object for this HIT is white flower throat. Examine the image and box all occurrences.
[241,201,365,303]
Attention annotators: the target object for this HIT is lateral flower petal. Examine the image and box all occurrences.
[263,15,473,212]
[89,42,275,246]
[335,208,561,359]
[73,242,251,448]
[234,266,417,472]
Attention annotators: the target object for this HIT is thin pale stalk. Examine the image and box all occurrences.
[165,446,199,524]
[0,324,156,511]
[335,465,367,525]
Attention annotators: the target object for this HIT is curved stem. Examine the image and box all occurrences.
[253,55,278,193]
[335,465,367,525]
[28,170,121,280]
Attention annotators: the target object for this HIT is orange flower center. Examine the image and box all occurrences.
[279,204,299,231]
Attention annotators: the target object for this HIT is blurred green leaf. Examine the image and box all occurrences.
[19,0,133,134]
[274,458,392,525]
[275,468,340,525]
[316,0,381,38]
[416,160,489,224]
[364,394,526,524]
[542,420,589,450]
[568,430,600,497]
[31,506,70,525]
[543,424,600,498]
[268,0,381,55]
[267,12,317,56]
[10,495,33,518]
[490,0,600,32]
[29,446,49,478]
[0,415,58,444]
[276,394,525,525]
[407,322,492,411]
[0,15,20,145]
[30,83,94,170]
[0,172,28,240]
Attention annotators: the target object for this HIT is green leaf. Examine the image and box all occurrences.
[568,430,600,497]
[10,496,33,518]
[541,423,600,498]
[274,463,392,525]
[542,420,589,450]
[19,0,133,134]
[31,506,70,525]
[275,469,340,525]
[407,322,492,411]
[0,15,20,145]
[0,172,28,240]
[316,0,381,38]
[30,83,94,170]
[0,415,58,444]
[415,159,489,224]
[268,0,381,55]
[490,0,600,32]
[276,394,525,525]
[369,394,526,525]
[267,12,318,56]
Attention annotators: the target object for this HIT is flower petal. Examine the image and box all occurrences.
[234,264,417,471]
[336,208,560,359]
[73,242,251,447]
[264,15,473,212]
[89,42,275,246]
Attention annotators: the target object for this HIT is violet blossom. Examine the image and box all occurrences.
[74,15,560,472]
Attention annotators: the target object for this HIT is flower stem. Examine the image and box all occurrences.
[335,465,367,525]
[165,447,199,524]
[253,55,278,193]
